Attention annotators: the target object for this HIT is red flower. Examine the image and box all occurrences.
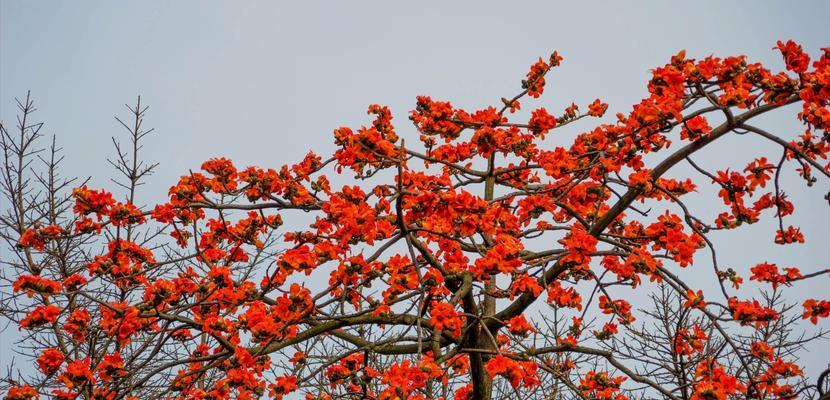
[628,168,653,191]
[509,274,543,299]
[593,322,618,340]
[692,359,744,400]
[410,96,462,140]
[681,115,711,141]
[5,386,39,400]
[333,122,399,174]
[13,275,62,298]
[20,304,61,329]
[674,325,707,355]
[96,352,125,381]
[73,216,102,234]
[107,202,145,227]
[743,157,774,190]
[598,295,635,325]
[58,358,94,389]
[750,262,802,289]
[580,371,626,400]
[802,299,830,324]
[201,157,238,192]
[558,225,598,267]
[36,348,65,374]
[485,355,539,388]
[17,225,64,251]
[72,186,115,217]
[378,359,434,400]
[645,211,702,267]
[100,303,145,346]
[472,234,523,278]
[751,341,774,360]
[429,302,463,337]
[269,375,297,399]
[728,297,779,328]
[774,226,804,244]
[64,309,91,341]
[528,107,557,136]
[526,58,550,98]
[538,147,575,179]
[587,99,608,117]
[546,281,583,310]
[506,314,536,337]
[775,40,810,74]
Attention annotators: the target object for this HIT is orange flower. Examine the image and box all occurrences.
[593,322,618,340]
[508,273,543,300]
[410,96,462,140]
[201,157,238,192]
[683,289,706,309]
[107,201,145,226]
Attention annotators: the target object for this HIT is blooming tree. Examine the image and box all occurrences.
[2,41,830,400]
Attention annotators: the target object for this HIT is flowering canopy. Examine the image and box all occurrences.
[3,40,830,400]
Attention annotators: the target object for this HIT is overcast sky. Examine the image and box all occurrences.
[2,0,829,385]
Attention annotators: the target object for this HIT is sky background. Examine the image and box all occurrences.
[2,0,829,390]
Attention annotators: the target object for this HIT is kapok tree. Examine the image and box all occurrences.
[2,41,830,400]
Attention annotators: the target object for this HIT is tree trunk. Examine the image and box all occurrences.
[469,162,498,400]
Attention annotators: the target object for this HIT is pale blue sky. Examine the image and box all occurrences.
[2,0,829,387]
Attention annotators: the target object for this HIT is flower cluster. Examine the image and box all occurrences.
[6,41,829,400]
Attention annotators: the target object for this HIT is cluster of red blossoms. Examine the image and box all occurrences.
[6,40,829,400]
